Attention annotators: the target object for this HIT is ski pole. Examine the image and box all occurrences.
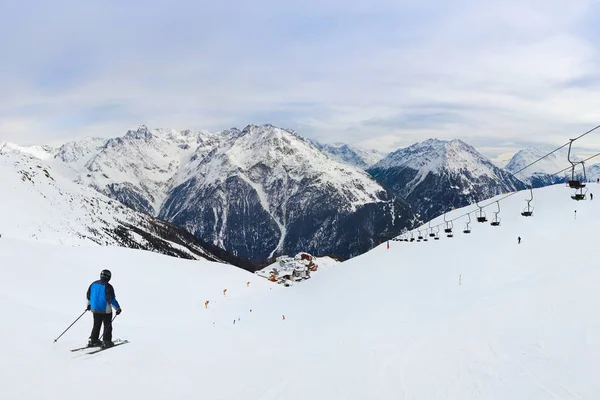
[99,314,118,341]
[54,309,88,343]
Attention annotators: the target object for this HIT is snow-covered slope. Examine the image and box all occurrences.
[3,183,600,399]
[312,141,387,169]
[160,125,414,263]
[369,138,525,220]
[0,145,253,269]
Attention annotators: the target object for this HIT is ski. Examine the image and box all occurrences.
[70,345,97,352]
[86,340,129,355]
[70,339,125,352]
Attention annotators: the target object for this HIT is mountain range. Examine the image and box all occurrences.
[8,124,596,265]
[4,125,415,264]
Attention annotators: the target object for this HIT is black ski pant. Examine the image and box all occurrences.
[90,312,113,343]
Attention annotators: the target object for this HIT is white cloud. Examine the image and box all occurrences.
[1,0,600,157]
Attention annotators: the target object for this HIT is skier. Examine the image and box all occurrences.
[518,236,521,244]
[86,269,122,348]
[591,193,594,201]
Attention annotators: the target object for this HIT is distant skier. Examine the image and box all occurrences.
[86,269,122,349]
[591,193,594,201]
[518,236,521,244]
[223,289,227,296]
[205,301,210,309]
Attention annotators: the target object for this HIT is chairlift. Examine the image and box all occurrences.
[571,160,588,201]
[417,229,424,240]
[444,213,453,237]
[490,201,501,226]
[428,221,436,237]
[463,213,472,234]
[567,139,586,189]
[521,186,534,217]
[409,232,415,242]
[476,201,487,222]
[572,185,588,201]
[434,226,440,240]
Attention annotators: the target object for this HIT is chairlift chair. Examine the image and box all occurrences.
[443,213,453,235]
[428,221,436,237]
[476,201,487,222]
[490,201,501,226]
[417,229,424,240]
[463,213,472,234]
[567,139,586,189]
[572,186,587,201]
[521,186,534,217]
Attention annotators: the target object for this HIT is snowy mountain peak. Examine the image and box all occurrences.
[505,147,570,177]
[369,138,525,220]
[125,125,154,140]
[374,138,487,176]
[311,141,388,169]
[159,123,413,262]
[503,146,598,187]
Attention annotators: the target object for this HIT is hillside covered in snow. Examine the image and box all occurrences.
[2,182,600,399]
[0,144,255,270]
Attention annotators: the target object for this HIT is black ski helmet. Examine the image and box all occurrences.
[100,269,112,281]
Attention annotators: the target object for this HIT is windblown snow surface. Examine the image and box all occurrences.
[2,183,600,399]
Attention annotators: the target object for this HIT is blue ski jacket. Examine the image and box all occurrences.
[87,279,121,314]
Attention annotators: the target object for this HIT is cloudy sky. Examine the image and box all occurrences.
[1,0,600,162]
